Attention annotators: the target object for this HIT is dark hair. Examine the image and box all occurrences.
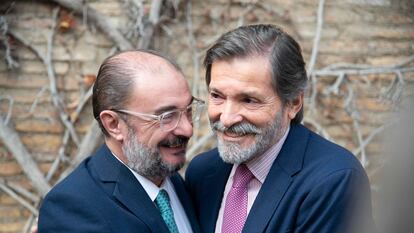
[92,49,182,136]
[204,24,307,123]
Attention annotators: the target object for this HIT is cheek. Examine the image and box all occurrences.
[208,104,221,121]
[139,131,165,148]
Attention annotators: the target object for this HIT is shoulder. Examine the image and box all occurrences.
[186,148,220,176]
[305,128,365,173]
[38,158,111,232]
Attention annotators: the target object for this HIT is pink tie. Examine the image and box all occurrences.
[222,164,254,233]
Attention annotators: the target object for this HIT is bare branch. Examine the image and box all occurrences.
[307,73,318,114]
[138,0,162,49]
[353,122,392,156]
[303,117,332,140]
[185,0,201,99]
[0,180,38,216]
[0,16,19,69]
[58,121,103,182]
[352,117,368,167]
[236,1,259,27]
[45,7,80,147]
[314,66,414,76]
[392,54,414,68]
[323,72,345,96]
[307,0,326,76]
[29,86,48,114]
[7,182,40,203]
[0,95,13,124]
[9,13,81,147]
[52,0,133,50]
[0,117,51,196]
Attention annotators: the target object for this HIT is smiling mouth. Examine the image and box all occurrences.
[224,131,246,137]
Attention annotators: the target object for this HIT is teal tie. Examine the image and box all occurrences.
[155,189,179,233]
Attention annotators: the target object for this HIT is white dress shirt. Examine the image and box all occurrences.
[215,127,290,233]
[112,153,193,233]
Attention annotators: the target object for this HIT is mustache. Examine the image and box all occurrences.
[211,121,261,135]
[158,136,189,147]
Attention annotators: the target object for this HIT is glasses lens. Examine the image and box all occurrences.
[191,102,204,122]
[160,111,180,131]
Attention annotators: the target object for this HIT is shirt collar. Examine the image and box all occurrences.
[110,151,171,202]
[246,126,290,183]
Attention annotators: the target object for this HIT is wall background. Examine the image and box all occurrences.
[0,0,413,232]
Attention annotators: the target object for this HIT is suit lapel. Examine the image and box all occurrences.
[243,124,310,233]
[200,154,232,233]
[91,145,169,233]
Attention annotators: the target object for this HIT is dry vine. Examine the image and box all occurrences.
[0,1,412,232]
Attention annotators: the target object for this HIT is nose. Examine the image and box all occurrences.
[172,112,193,138]
[220,101,243,127]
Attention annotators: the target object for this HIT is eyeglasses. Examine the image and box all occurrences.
[111,97,205,132]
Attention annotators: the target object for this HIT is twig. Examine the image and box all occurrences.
[353,122,392,156]
[0,95,13,124]
[45,7,80,147]
[352,117,368,168]
[138,0,162,49]
[7,182,40,203]
[29,86,48,114]
[307,0,325,76]
[52,0,133,50]
[392,54,414,68]
[0,16,19,69]
[323,72,345,95]
[0,180,38,216]
[307,73,318,114]
[185,0,206,141]
[0,117,51,196]
[303,117,331,140]
[236,1,258,27]
[123,0,145,45]
[314,66,414,76]
[58,121,103,182]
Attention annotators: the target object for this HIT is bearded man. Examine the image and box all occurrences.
[185,24,374,233]
[39,50,203,233]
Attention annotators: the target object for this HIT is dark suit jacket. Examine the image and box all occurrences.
[39,144,200,233]
[185,123,373,233]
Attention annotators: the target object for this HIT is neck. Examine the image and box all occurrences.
[148,176,164,187]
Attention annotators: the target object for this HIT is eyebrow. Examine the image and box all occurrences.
[209,87,261,98]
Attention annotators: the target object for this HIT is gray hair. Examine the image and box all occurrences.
[204,24,307,123]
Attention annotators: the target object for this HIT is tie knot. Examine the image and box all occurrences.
[232,164,254,188]
[156,189,170,205]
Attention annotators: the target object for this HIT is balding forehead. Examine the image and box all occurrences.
[109,51,180,75]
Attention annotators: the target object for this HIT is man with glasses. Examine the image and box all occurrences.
[39,50,203,233]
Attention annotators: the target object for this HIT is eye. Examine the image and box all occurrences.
[242,97,258,104]
[210,92,221,99]
[161,111,176,123]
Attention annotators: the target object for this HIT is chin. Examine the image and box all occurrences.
[217,140,258,164]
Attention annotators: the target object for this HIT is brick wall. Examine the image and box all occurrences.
[0,0,413,232]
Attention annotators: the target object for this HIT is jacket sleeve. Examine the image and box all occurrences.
[294,168,374,233]
[38,190,112,233]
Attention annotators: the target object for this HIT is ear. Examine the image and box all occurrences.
[100,110,126,141]
[287,93,303,120]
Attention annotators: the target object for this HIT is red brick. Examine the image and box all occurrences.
[15,118,64,134]
[0,161,22,176]
[20,133,62,154]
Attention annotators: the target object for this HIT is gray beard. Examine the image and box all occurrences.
[214,110,285,164]
[122,129,183,180]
